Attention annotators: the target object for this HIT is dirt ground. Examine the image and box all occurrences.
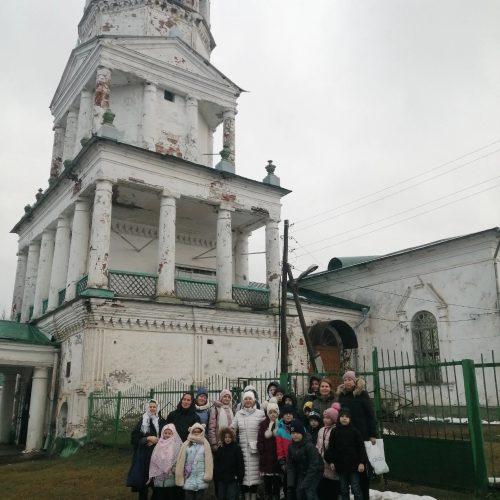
[0,446,498,500]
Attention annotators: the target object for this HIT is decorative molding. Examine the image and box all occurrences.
[111,219,216,247]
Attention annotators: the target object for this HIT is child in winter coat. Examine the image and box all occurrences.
[276,405,295,468]
[257,399,281,500]
[148,424,183,500]
[316,403,341,500]
[208,390,234,450]
[214,428,245,500]
[324,408,367,500]
[195,388,211,428]
[175,423,214,500]
[276,405,295,499]
[286,420,324,500]
[306,411,322,446]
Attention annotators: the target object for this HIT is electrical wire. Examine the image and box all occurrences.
[291,175,500,252]
[292,138,500,228]
[292,182,500,258]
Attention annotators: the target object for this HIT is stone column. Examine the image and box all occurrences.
[141,82,157,150]
[216,205,235,306]
[25,367,49,452]
[234,231,250,286]
[87,179,113,294]
[11,247,28,320]
[74,89,93,156]
[21,242,40,322]
[66,199,91,300]
[47,216,71,311]
[207,128,215,167]
[33,229,56,318]
[185,95,199,162]
[265,219,281,309]
[156,192,179,301]
[62,109,79,163]
[92,66,112,134]
[0,373,17,444]
[50,125,65,178]
[222,109,236,165]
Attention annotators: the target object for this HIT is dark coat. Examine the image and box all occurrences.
[324,423,368,474]
[126,415,166,491]
[257,417,279,474]
[308,425,320,446]
[336,378,377,441]
[286,437,324,492]
[214,441,245,484]
[312,393,336,416]
[166,405,200,442]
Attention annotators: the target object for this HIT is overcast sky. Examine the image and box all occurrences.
[0,0,499,315]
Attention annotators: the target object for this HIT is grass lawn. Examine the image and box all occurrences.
[0,445,499,499]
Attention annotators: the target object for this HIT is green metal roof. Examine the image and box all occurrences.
[296,287,369,312]
[0,320,53,346]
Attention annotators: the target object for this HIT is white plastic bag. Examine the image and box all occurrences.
[364,439,390,475]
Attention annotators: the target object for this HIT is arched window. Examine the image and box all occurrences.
[411,311,441,383]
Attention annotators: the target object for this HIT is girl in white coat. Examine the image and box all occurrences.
[232,391,265,500]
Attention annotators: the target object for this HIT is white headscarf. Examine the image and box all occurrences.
[141,399,160,435]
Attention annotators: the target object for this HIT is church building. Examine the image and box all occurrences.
[0,0,366,450]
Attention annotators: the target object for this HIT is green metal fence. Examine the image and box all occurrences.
[85,350,498,492]
[58,288,66,306]
[109,270,157,298]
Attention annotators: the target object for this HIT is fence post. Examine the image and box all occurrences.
[86,392,94,442]
[114,391,122,447]
[462,359,488,493]
[372,348,383,436]
[279,372,290,392]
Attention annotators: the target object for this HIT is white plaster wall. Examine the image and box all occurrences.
[110,84,142,146]
[302,232,500,406]
[198,111,210,163]
[156,91,188,157]
[109,232,158,274]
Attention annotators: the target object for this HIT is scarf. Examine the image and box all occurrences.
[149,424,182,481]
[175,423,214,487]
[141,401,159,435]
[196,402,211,411]
[213,400,233,431]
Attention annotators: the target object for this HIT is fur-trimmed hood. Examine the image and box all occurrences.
[336,377,366,398]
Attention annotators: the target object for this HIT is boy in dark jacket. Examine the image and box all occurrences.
[286,420,324,500]
[324,408,367,500]
[214,428,245,500]
[306,411,322,446]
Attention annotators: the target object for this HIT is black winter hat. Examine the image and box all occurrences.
[281,404,295,417]
[308,411,322,423]
[339,407,351,419]
[290,419,306,436]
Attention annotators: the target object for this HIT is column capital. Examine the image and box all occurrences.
[94,176,115,190]
[218,202,235,212]
[186,95,198,106]
[74,197,91,210]
[160,189,180,200]
[42,228,56,240]
[56,214,71,229]
[223,108,236,119]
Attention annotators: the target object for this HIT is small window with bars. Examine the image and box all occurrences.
[412,311,441,384]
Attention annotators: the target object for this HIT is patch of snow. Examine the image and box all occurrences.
[360,491,436,500]
[383,428,397,435]
[408,415,500,425]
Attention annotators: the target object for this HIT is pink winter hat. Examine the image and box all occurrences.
[343,370,356,382]
[323,402,341,423]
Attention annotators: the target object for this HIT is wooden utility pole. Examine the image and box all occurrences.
[280,220,289,373]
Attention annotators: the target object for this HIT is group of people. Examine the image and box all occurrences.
[126,371,377,500]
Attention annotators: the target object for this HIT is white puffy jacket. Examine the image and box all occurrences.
[232,406,265,486]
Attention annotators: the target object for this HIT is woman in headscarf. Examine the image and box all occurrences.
[208,389,234,450]
[149,423,183,500]
[127,399,167,499]
[167,393,201,442]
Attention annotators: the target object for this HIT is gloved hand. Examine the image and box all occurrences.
[278,459,287,473]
